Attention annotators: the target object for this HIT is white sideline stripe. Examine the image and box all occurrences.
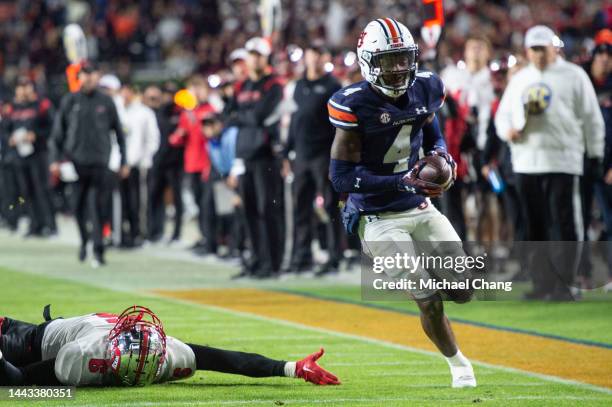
[78,394,611,407]
[212,335,329,342]
[144,292,612,395]
[329,99,353,112]
[329,117,358,127]
[286,352,399,358]
[370,371,497,377]
[328,361,431,366]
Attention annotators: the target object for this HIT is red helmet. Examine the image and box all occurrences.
[106,306,167,386]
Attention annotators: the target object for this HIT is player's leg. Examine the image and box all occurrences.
[0,317,45,367]
[415,295,459,355]
[186,344,339,385]
[411,203,473,303]
[409,203,476,387]
[0,353,58,386]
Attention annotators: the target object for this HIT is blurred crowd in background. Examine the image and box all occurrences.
[0,0,610,101]
[0,0,610,293]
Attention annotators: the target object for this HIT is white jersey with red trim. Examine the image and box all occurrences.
[41,314,196,386]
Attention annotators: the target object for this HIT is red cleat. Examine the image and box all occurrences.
[295,348,340,385]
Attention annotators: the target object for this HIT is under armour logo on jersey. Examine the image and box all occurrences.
[354,177,362,189]
[415,106,428,114]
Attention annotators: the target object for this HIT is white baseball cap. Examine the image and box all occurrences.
[99,74,121,91]
[524,25,564,48]
[229,48,249,62]
[245,37,272,57]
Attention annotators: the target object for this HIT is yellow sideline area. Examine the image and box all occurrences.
[155,288,612,388]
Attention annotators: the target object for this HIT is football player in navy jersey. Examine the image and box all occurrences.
[328,18,476,388]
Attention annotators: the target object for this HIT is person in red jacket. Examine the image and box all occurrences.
[169,75,216,253]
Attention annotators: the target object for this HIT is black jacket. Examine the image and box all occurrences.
[230,74,283,161]
[286,73,341,159]
[7,98,54,156]
[152,102,183,169]
[49,89,126,167]
[0,109,17,165]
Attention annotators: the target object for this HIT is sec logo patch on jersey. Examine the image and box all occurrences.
[379,112,391,124]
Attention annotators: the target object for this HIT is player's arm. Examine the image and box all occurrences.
[422,114,447,153]
[186,344,340,385]
[329,128,441,195]
[329,128,401,193]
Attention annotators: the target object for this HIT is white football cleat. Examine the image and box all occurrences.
[450,365,477,388]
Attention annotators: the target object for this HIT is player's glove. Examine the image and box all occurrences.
[296,348,341,385]
[397,165,443,198]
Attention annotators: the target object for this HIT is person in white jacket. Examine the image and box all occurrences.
[119,83,160,247]
[494,25,605,300]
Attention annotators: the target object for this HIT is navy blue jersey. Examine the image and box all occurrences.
[328,72,447,214]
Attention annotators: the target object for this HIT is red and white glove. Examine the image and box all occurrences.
[295,348,340,385]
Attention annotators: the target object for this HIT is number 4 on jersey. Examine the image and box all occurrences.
[383,124,413,173]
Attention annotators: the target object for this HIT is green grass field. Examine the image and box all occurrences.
[0,232,611,406]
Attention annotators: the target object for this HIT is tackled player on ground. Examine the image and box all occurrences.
[0,305,340,387]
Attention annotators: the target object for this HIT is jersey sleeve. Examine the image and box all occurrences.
[327,89,360,131]
[156,337,197,383]
[416,71,446,113]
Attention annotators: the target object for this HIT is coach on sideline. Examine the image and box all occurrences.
[494,25,605,300]
[227,37,284,278]
[49,61,129,267]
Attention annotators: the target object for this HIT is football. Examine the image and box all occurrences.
[416,155,453,189]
